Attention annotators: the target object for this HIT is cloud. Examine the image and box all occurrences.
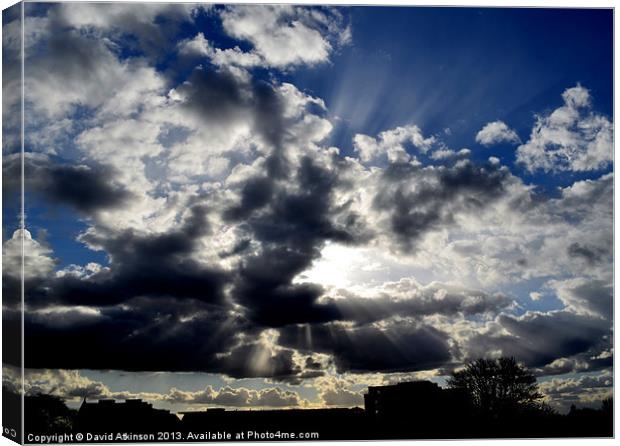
[15,109,611,380]
[3,229,55,282]
[21,297,246,372]
[3,367,305,408]
[354,125,435,163]
[539,372,612,412]
[465,310,611,369]
[166,385,305,408]
[371,158,515,253]
[216,342,301,379]
[529,292,543,301]
[429,148,471,161]
[50,2,199,61]
[226,155,369,328]
[534,353,612,377]
[321,278,514,325]
[516,85,613,172]
[279,321,452,374]
[3,154,132,214]
[318,380,364,407]
[4,368,115,400]
[219,5,347,69]
[36,205,229,307]
[2,229,56,316]
[178,33,263,69]
[1,11,26,154]
[415,170,612,288]
[547,278,612,319]
[24,15,165,118]
[4,2,611,408]
[475,120,520,146]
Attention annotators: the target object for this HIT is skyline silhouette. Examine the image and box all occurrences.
[6,375,612,441]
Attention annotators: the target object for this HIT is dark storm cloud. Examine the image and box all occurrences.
[228,156,367,328]
[35,163,130,213]
[20,295,301,380]
[557,279,613,320]
[4,155,131,214]
[534,353,613,377]
[2,309,21,367]
[223,176,276,221]
[1,275,21,308]
[179,66,289,223]
[177,67,248,126]
[13,54,373,375]
[542,374,612,397]
[252,80,286,155]
[177,66,286,154]
[324,288,513,325]
[218,343,301,379]
[22,298,248,372]
[234,157,362,247]
[232,248,339,327]
[374,160,512,252]
[218,238,251,258]
[32,205,228,307]
[539,374,613,412]
[305,357,323,370]
[466,311,611,369]
[279,322,451,373]
[15,133,603,378]
[567,242,608,265]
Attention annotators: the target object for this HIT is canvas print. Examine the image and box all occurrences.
[1,1,614,443]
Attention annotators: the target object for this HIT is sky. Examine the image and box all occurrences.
[1,2,613,414]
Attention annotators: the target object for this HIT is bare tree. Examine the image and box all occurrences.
[447,357,543,416]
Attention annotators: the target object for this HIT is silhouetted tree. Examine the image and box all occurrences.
[447,357,543,417]
[601,397,612,415]
[25,393,76,434]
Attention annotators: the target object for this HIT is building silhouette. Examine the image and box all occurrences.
[46,380,610,440]
[75,399,180,433]
[364,380,471,418]
[363,380,473,438]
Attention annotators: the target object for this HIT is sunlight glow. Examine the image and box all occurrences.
[293,242,384,289]
[293,242,437,292]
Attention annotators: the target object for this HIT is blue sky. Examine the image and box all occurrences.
[291,8,613,144]
[2,2,613,413]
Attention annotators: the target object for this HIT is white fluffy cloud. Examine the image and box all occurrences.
[3,228,55,281]
[539,373,612,412]
[166,385,305,408]
[317,378,364,407]
[178,32,263,68]
[475,120,520,146]
[219,5,346,69]
[516,85,613,172]
[353,125,436,163]
[3,367,306,409]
